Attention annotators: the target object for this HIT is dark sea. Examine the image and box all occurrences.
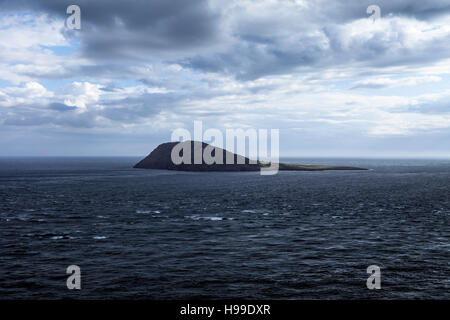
[0,157,449,299]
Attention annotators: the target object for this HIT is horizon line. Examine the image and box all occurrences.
[1,155,450,160]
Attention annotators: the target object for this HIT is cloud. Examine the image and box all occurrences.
[0,81,53,107]
[351,76,442,89]
[1,0,222,57]
[0,0,450,156]
[0,13,66,49]
[3,0,450,81]
[60,81,103,111]
[367,112,450,136]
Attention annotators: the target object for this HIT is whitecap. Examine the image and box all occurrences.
[136,210,152,214]
[185,215,200,220]
[137,209,161,214]
[206,217,223,221]
[185,215,223,221]
[93,236,107,240]
[241,209,270,215]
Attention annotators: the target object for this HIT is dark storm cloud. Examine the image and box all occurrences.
[180,0,450,79]
[312,0,450,22]
[0,0,221,59]
[2,0,450,80]
[186,31,328,80]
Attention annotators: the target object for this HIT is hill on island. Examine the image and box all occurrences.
[134,141,259,171]
[133,141,368,172]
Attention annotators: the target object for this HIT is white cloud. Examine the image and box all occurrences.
[368,112,450,135]
[61,82,104,111]
[0,81,53,107]
[351,76,442,89]
[0,14,66,49]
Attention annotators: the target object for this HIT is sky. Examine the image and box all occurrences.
[0,0,450,157]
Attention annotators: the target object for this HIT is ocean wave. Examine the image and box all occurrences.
[93,236,107,240]
[50,234,74,240]
[184,215,224,221]
[136,209,161,214]
[241,209,270,215]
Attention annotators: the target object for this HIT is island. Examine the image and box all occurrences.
[133,141,368,171]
